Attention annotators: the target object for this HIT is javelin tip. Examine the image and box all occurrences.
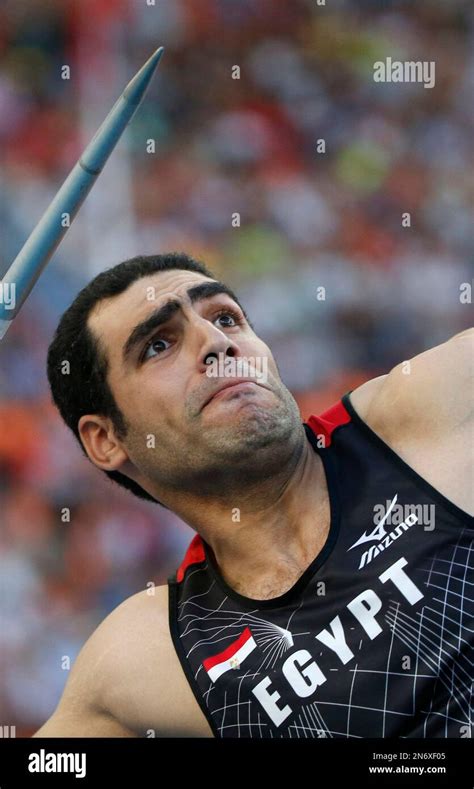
[0,46,165,341]
[124,46,165,106]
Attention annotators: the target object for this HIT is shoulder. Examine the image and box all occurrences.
[76,583,170,673]
[98,583,213,736]
[73,585,173,724]
[90,584,173,717]
[99,583,170,638]
[79,583,172,690]
[349,328,473,443]
[34,583,213,737]
[32,584,172,737]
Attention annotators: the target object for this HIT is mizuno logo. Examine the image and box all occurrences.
[349,494,399,551]
[348,494,419,570]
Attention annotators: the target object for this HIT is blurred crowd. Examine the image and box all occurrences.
[0,0,472,734]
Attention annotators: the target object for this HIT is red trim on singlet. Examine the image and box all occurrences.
[305,398,351,447]
[176,533,206,582]
[176,399,351,582]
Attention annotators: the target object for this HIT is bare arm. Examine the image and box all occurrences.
[32,599,142,737]
[352,328,473,439]
[369,329,474,443]
[32,708,137,737]
[31,584,211,738]
[349,328,473,514]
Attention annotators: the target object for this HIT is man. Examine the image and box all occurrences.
[34,252,473,738]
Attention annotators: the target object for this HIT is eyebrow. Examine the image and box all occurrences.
[122,281,247,364]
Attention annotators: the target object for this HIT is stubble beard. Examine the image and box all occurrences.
[179,381,305,496]
[126,382,305,500]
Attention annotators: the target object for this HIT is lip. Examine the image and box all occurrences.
[202,380,268,409]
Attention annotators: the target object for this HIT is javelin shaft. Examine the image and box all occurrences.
[0,46,164,341]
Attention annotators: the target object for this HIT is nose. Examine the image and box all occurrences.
[194,318,241,374]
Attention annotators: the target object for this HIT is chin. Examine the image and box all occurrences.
[208,403,300,458]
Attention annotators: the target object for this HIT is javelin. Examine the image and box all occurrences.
[0,46,164,341]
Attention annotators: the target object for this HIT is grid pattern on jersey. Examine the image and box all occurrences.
[175,529,473,738]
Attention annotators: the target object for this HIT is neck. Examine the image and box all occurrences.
[164,430,330,599]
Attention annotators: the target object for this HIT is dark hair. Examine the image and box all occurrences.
[46,252,217,505]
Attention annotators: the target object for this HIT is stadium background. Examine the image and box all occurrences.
[0,0,472,735]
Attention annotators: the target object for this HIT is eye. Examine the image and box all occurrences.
[213,309,242,329]
[142,335,171,361]
[140,308,243,363]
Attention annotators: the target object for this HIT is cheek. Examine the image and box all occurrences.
[127,372,184,430]
[111,374,152,423]
[252,341,279,376]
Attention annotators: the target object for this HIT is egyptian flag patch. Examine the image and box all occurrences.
[203,627,257,682]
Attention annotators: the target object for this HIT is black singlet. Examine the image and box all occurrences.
[168,393,474,738]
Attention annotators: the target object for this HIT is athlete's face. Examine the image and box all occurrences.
[81,269,302,497]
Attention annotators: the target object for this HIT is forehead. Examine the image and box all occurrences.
[87,268,217,365]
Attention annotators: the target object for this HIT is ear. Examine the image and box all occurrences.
[78,414,129,472]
